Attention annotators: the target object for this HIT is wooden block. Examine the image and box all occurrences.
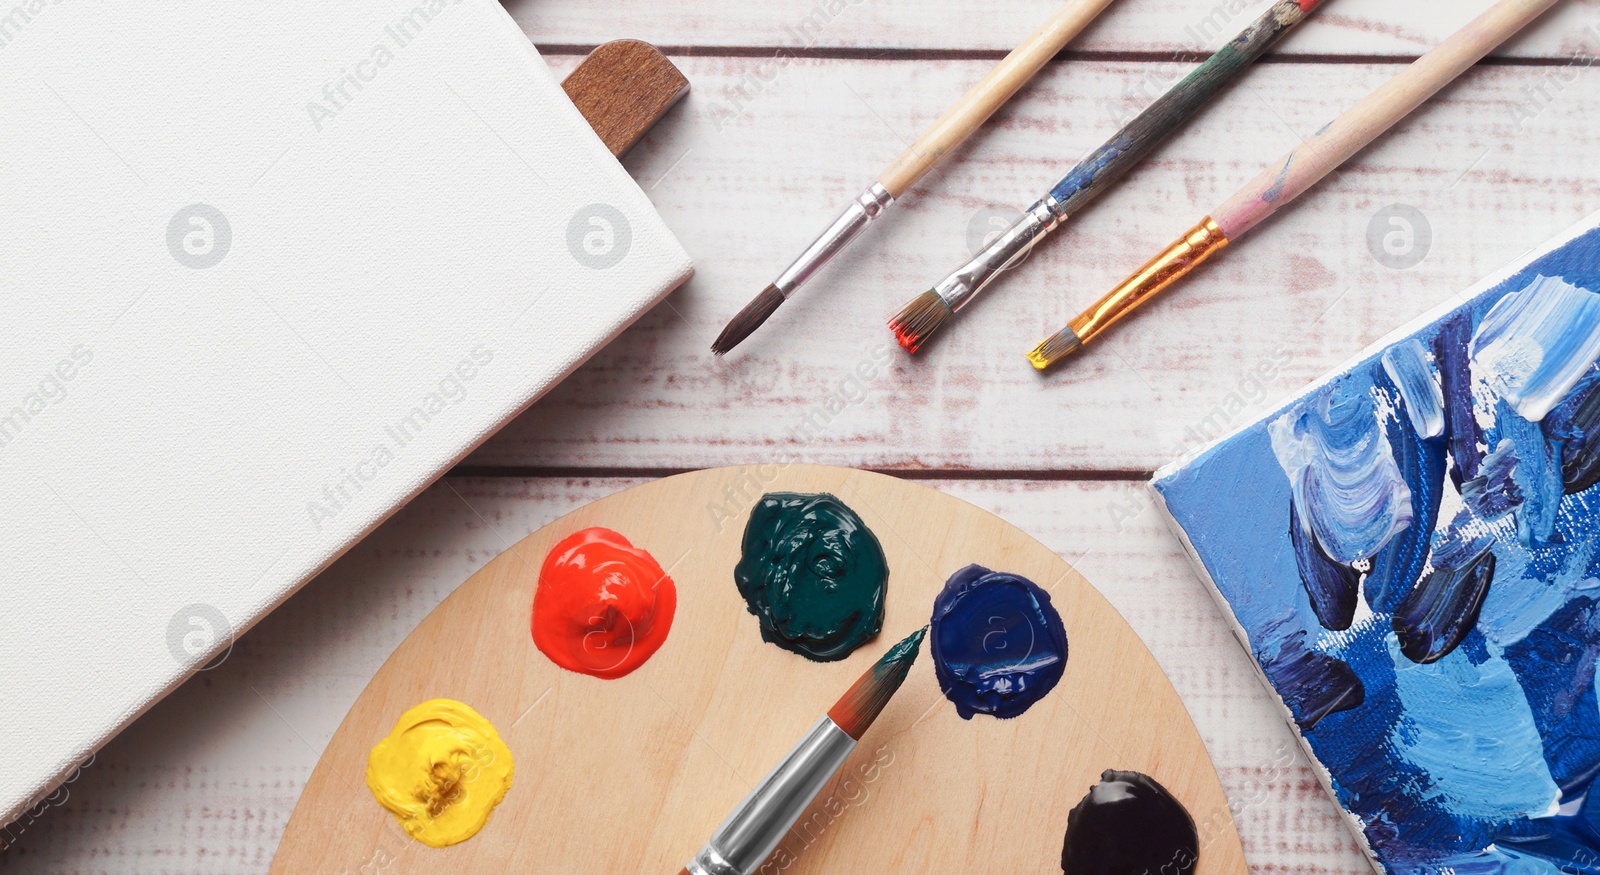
[562,39,690,158]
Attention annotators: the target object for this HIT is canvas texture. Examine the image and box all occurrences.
[0,0,692,826]
[1153,212,1600,874]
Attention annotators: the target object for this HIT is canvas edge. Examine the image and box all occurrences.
[1147,482,1388,875]
[1152,208,1600,490]
[485,0,697,276]
[0,1,697,833]
[0,272,699,836]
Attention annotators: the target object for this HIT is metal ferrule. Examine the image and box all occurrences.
[772,183,895,297]
[1066,216,1230,347]
[685,717,857,875]
[931,195,1063,313]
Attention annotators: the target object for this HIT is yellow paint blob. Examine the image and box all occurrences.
[365,698,514,848]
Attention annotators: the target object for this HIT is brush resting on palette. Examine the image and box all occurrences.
[680,627,924,875]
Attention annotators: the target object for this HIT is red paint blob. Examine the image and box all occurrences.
[531,527,676,680]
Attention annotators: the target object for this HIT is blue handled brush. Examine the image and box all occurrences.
[889,0,1326,354]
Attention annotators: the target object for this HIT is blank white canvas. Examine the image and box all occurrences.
[0,0,692,826]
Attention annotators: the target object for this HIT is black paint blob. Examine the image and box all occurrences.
[1392,543,1495,665]
[1554,380,1600,495]
[1061,770,1198,875]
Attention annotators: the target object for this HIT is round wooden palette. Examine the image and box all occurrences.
[271,465,1247,874]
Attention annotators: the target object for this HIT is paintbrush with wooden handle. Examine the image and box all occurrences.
[676,627,924,875]
[711,0,1119,356]
[889,0,1327,354]
[1027,0,1564,370]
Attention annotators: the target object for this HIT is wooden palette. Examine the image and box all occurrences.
[271,466,1247,874]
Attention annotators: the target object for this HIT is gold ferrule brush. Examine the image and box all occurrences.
[1028,217,1230,370]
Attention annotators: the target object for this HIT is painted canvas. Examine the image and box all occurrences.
[1153,212,1600,875]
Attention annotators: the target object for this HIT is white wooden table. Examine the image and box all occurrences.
[6,0,1598,871]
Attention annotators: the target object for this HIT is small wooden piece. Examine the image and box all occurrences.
[562,39,689,158]
[271,465,1247,875]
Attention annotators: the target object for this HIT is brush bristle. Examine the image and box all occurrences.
[711,285,786,356]
[827,627,926,740]
[888,291,951,354]
[1027,327,1083,371]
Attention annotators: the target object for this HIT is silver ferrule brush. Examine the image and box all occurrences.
[929,194,1063,313]
[684,717,857,875]
[772,183,895,297]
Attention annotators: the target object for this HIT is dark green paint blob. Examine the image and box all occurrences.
[735,492,887,662]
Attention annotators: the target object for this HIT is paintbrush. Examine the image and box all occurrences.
[1027,0,1563,370]
[890,0,1327,354]
[677,626,925,875]
[710,0,1119,356]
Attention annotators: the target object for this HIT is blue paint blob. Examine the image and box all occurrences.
[1382,339,1446,440]
[1471,275,1600,423]
[1269,380,1414,566]
[1500,789,1600,872]
[1288,500,1360,630]
[1388,639,1560,822]
[1463,439,1526,521]
[1496,399,1566,546]
[1259,629,1364,731]
[1366,366,1448,615]
[1505,595,1600,795]
[929,565,1067,720]
[1438,310,1485,488]
[1436,845,1573,874]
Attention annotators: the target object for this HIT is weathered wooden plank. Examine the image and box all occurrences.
[0,477,1369,873]
[511,0,1600,60]
[470,55,1600,472]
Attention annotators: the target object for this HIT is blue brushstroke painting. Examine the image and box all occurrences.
[1154,223,1600,875]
